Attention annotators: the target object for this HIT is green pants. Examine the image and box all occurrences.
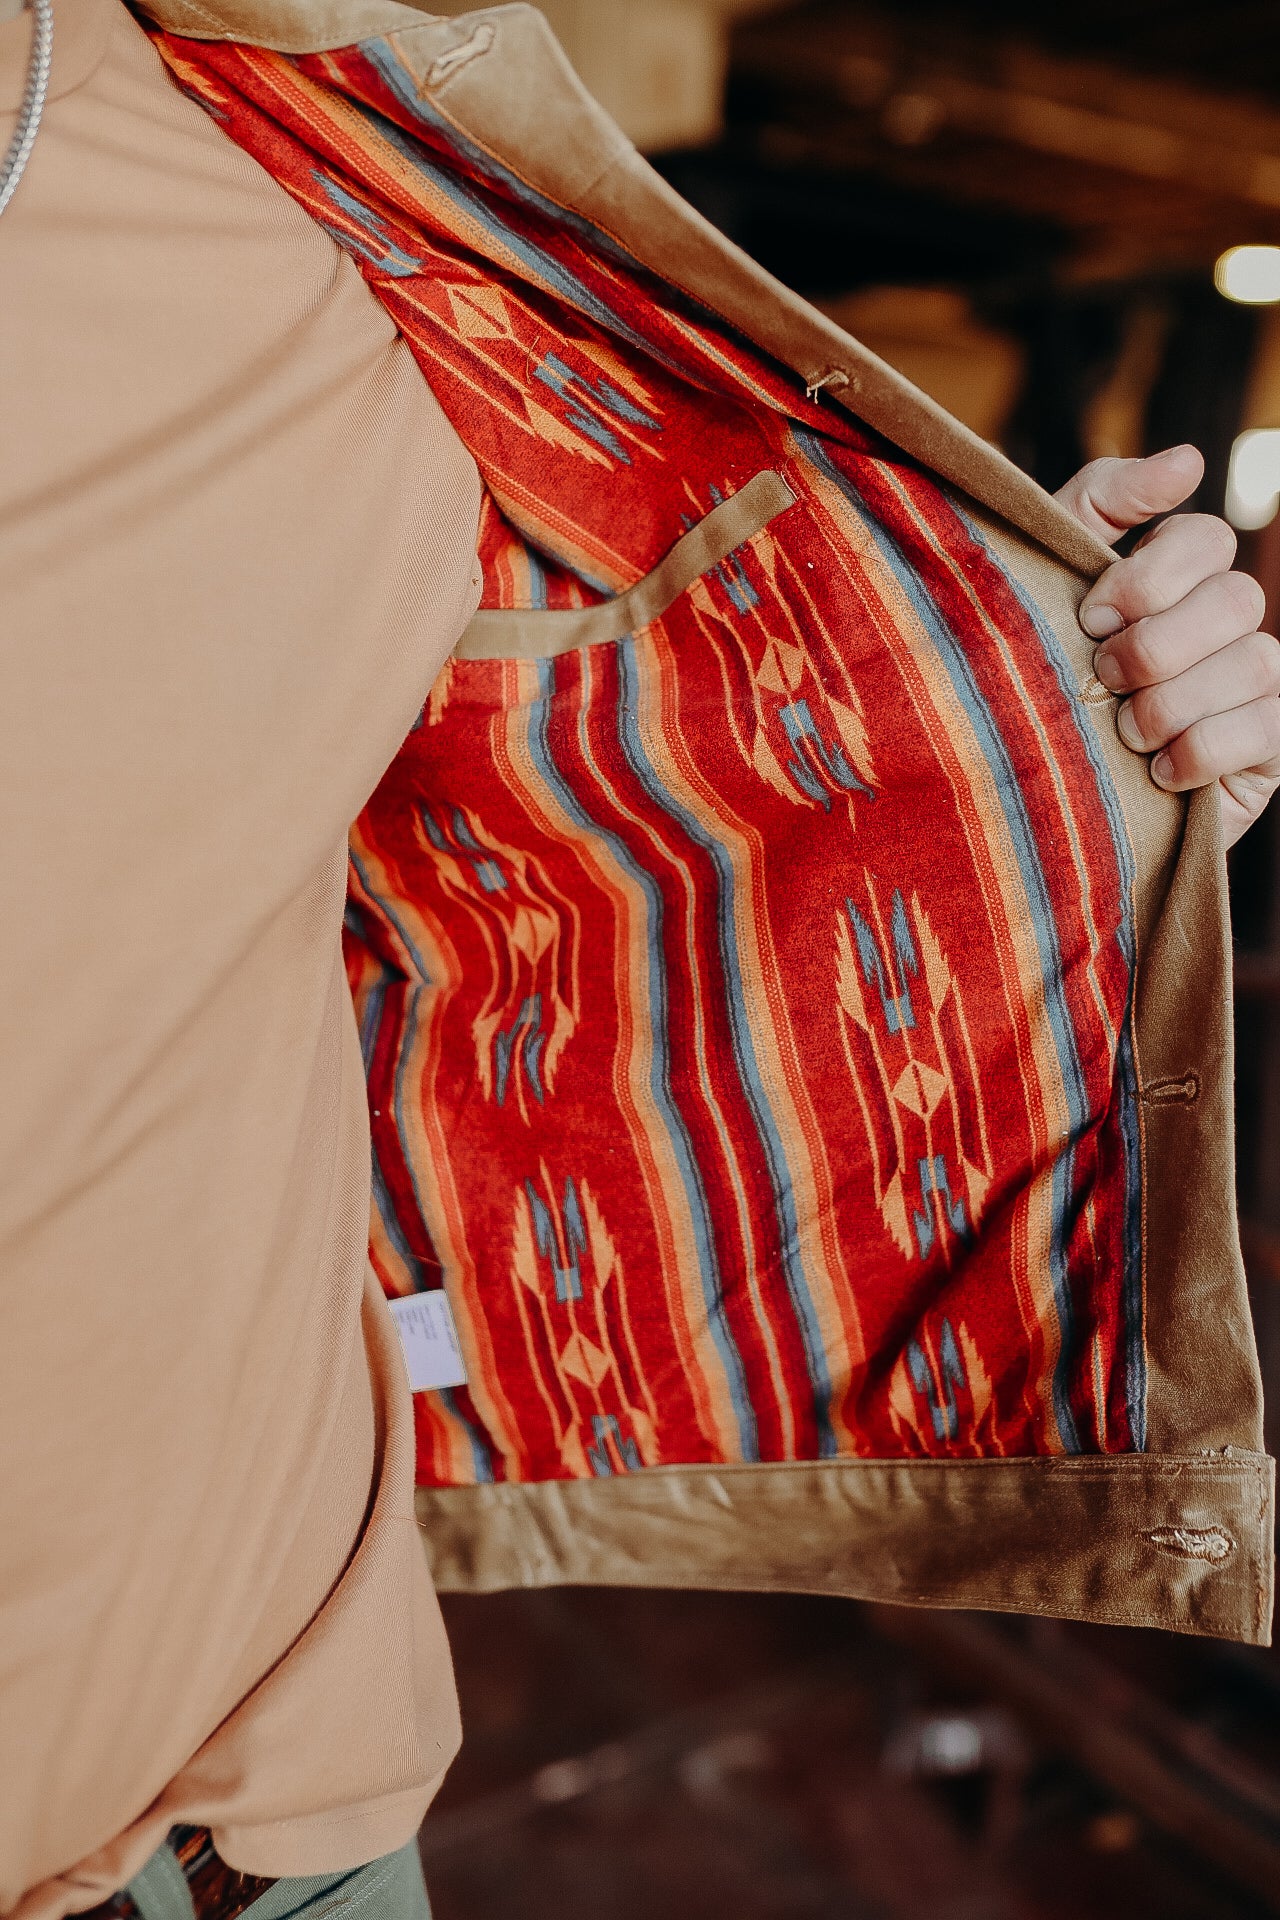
[119,1838,431,1920]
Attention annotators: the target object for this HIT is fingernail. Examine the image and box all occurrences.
[1116,700,1143,750]
[1093,647,1125,692]
[1151,751,1174,788]
[1081,604,1123,638]
[1154,443,1197,464]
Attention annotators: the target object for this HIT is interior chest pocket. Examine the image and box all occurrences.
[454,469,798,663]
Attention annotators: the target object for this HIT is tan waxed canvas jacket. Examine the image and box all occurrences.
[137,0,1275,1645]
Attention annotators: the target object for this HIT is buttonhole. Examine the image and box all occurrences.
[1143,1525,1235,1565]
[1141,1072,1200,1106]
[424,23,496,90]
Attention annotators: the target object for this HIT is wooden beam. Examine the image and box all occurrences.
[732,3,1280,268]
[736,5,1280,201]
[867,1606,1280,1906]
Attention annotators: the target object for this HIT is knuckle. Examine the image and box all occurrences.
[1259,695,1280,754]
[1134,686,1176,747]
[1246,631,1280,695]
[1060,459,1105,507]
[1233,769,1280,811]
[1072,459,1131,532]
[1122,533,1197,613]
[1078,457,1119,496]
[1169,511,1238,565]
[1189,512,1238,568]
[1222,570,1267,631]
[1121,617,1163,683]
[1174,723,1212,783]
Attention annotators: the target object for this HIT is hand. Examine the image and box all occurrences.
[1055,445,1280,847]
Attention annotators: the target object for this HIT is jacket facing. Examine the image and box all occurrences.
[136,0,1274,1644]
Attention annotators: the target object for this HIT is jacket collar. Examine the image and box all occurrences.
[133,0,425,51]
[131,0,1110,581]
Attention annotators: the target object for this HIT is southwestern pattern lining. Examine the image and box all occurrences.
[152,25,1146,1484]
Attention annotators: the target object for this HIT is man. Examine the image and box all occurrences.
[2,1,1277,1917]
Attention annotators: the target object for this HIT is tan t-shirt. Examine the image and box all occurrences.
[0,1,483,1913]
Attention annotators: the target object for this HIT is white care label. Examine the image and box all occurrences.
[388,1290,469,1393]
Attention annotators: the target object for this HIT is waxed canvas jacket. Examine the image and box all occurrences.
[135,0,1275,1645]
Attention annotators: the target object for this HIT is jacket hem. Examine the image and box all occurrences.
[415,1451,1275,1644]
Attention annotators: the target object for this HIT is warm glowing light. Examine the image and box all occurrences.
[1226,429,1280,529]
[1215,245,1280,304]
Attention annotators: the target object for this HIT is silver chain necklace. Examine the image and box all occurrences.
[0,0,53,221]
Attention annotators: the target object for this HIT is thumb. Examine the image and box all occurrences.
[1055,445,1204,546]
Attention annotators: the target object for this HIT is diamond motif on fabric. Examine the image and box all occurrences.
[893,1059,947,1118]
[559,1332,611,1389]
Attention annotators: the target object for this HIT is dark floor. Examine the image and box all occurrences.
[421,1589,1280,1920]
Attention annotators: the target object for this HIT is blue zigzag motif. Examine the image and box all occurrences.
[846,891,917,1034]
[312,172,423,277]
[587,1413,642,1475]
[533,352,661,463]
[907,1318,968,1442]
[912,1155,968,1258]
[781,699,874,809]
[525,1174,587,1301]
[496,995,548,1106]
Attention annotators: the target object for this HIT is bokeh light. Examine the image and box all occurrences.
[1215,244,1280,303]
[1225,427,1280,526]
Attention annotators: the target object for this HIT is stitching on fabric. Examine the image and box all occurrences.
[423,25,496,92]
[1142,1524,1235,1564]
[1078,672,1115,706]
[166,0,236,33]
[455,470,796,659]
[417,1459,1267,1640]
[1254,1460,1268,1640]
[308,1860,401,1920]
[263,1868,368,1920]
[417,1521,1248,1638]
[1141,1071,1200,1106]
[495,1453,1260,1483]
[415,56,634,209]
